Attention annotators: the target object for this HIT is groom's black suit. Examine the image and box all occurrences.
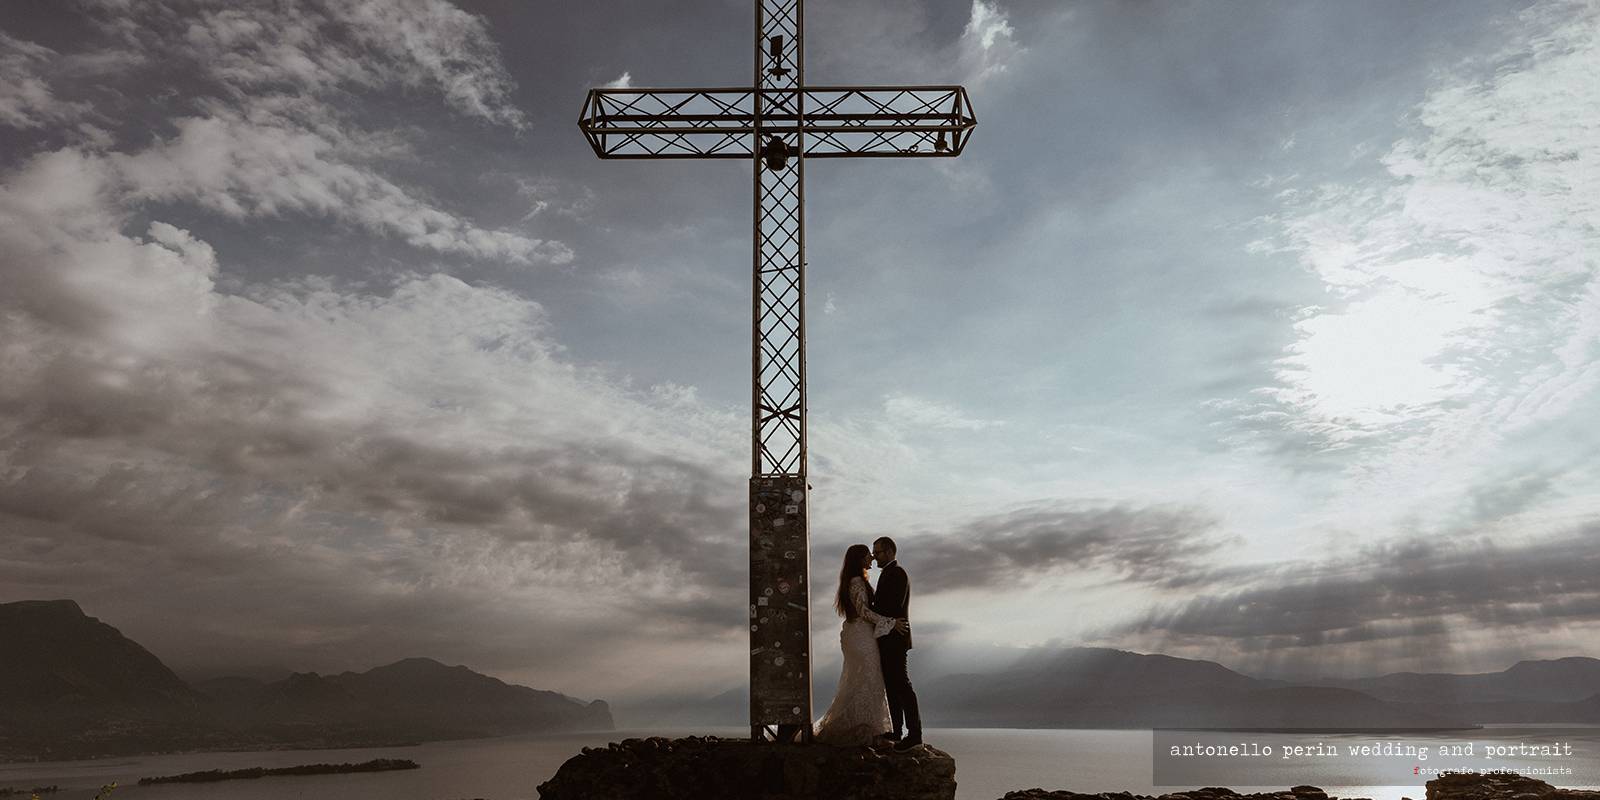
[872,560,921,740]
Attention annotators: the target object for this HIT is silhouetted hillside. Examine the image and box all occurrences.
[207,657,612,736]
[0,600,205,712]
[922,648,1474,729]
[1452,692,1600,724]
[1313,656,1600,704]
[0,600,611,762]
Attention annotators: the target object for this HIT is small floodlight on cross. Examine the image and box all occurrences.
[762,134,790,171]
[579,0,976,744]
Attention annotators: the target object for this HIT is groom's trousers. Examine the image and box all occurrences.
[878,634,922,738]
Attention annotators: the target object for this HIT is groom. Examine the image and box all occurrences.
[870,536,923,750]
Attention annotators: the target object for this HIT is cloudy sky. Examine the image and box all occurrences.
[2,0,1598,709]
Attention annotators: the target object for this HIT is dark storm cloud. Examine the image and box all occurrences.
[318,433,744,581]
[1103,527,1600,646]
[891,503,1236,593]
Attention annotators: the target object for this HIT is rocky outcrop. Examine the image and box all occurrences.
[999,786,1356,800]
[1425,772,1600,800]
[536,736,957,800]
[1002,774,1600,800]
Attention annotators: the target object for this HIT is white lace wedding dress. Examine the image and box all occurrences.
[812,576,895,745]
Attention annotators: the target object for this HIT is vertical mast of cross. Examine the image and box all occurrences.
[748,0,812,741]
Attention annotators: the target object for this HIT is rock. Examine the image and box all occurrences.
[1001,773,1600,800]
[536,735,957,800]
[1426,772,1600,800]
[998,788,1331,800]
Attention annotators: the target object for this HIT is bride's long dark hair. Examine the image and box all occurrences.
[834,543,873,619]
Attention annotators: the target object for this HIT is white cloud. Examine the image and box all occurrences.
[331,0,529,129]
[56,0,567,266]
[883,393,1005,431]
[174,0,527,129]
[603,71,633,89]
[0,33,91,129]
[1243,0,1600,513]
[514,176,595,223]
[958,0,1022,86]
[113,106,570,264]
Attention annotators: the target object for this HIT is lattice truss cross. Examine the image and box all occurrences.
[579,0,976,742]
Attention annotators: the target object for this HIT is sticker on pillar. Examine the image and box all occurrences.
[783,550,795,559]
[755,504,765,513]
[750,604,757,617]
[777,579,791,594]
[774,656,785,666]
[790,490,803,502]
[764,588,774,596]
[791,706,801,715]
[757,597,769,606]
[772,518,785,528]
[784,504,798,514]
[750,624,758,631]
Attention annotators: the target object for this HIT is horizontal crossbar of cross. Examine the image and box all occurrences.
[578,86,977,159]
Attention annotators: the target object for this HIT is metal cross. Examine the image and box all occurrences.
[579,0,976,743]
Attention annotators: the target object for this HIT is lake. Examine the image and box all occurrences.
[2,725,1596,800]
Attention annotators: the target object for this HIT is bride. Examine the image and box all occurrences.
[813,543,896,745]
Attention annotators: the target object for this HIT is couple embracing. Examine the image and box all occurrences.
[813,537,923,749]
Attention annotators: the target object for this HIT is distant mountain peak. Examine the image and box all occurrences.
[1508,656,1600,668]
[389,656,449,667]
[370,656,465,674]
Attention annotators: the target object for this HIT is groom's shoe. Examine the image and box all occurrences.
[893,735,923,751]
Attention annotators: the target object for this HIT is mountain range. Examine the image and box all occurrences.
[623,647,1600,731]
[10,598,1600,763]
[917,647,1600,728]
[0,599,611,762]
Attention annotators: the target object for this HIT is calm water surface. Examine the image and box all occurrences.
[2,726,1595,800]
